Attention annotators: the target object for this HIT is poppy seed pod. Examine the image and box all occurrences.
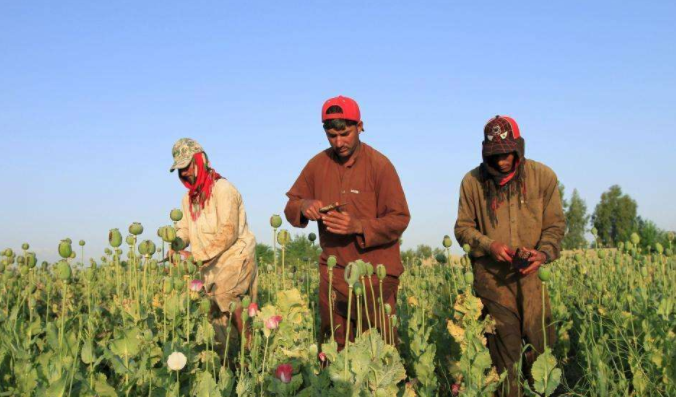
[139,240,156,257]
[376,264,387,280]
[242,295,251,309]
[270,214,283,229]
[327,255,337,269]
[442,235,453,248]
[0,261,5,273]
[365,262,374,277]
[308,232,317,242]
[655,243,664,255]
[171,237,186,251]
[19,265,29,276]
[125,235,135,246]
[56,260,72,282]
[630,232,640,245]
[354,282,363,296]
[22,243,29,250]
[344,262,360,287]
[58,240,72,259]
[464,271,474,284]
[26,252,37,268]
[277,229,291,246]
[170,209,183,222]
[109,229,123,248]
[462,244,471,254]
[79,240,85,247]
[199,298,211,315]
[384,303,392,315]
[3,248,13,257]
[17,256,25,265]
[538,267,551,282]
[129,222,144,236]
[163,277,174,294]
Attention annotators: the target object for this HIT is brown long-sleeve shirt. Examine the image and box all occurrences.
[285,143,410,276]
[454,159,565,261]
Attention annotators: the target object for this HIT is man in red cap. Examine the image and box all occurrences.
[285,95,410,349]
[455,116,565,396]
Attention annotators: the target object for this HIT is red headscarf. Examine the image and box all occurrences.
[181,152,222,220]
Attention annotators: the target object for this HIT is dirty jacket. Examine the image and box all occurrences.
[285,143,410,276]
[176,179,257,310]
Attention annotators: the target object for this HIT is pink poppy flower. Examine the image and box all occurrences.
[189,279,204,292]
[265,315,283,330]
[275,363,293,384]
[248,302,258,317]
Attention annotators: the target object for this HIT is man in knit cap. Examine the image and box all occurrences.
[169,138,258,353]
[455,116,565,396]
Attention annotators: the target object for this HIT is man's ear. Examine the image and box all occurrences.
[357,121,364,133]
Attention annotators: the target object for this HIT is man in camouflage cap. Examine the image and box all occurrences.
[169,138,258,352]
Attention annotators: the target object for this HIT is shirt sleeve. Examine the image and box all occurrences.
[454,175,494,255]
[536,167,566,262]
[356,159,410,248]
[176,196,191,247]
[284,162,314,228]
[194,184,240,262]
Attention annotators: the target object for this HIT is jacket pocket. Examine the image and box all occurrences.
[348,190,377,219]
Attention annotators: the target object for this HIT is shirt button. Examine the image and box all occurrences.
[511,219,516,223]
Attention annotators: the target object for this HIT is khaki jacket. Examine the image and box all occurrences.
[177,179,257,310]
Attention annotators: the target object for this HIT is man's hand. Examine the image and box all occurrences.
[322,211,363,235]
[518,248,547,276]
[489,241,514,263]
[301,199,324,221]
[167,249,191,260]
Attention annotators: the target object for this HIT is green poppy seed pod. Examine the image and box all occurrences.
[19,265,29,276]
[355,260,366,277]
[114,248,122,256]
[129,222,144,236]
[376,264,387,280]
[163,277,174,293]
[464,271,474,284]
[574,253,583,263]
[640,266,648,278]
[655,243,664,255]
[538,267,552,282]
[79,240,85,247]
[26,252,37,268]
[64,238,72,244]
[199,298,211,315]
[384,303,392,315]
[435,253,447,264]
[149,259,158,270]
[442,235,453,248]
[163,226,177,243]
[277,229,291,246]
[138,242,148,256]
[308,232,317,243]
[345,262,360,287]
[70,252,76,259]
[597,250,606,259]
[171,237,186,251]
[390,314,398,327]
[58,240,72,259]
[125,235,135,246]
[187,261,197,274]
[630,232,640,245]
[462,244,471,254]
[354,282,363,296]
[56,260,72,282]
[241,295,251,309]
[17,256,25,265]
[22,243,29,250]
[0,261,5,273]
[625,241,633,251]
[3,248,13,257]
[668,231,675,242]
[170,208,183,222]
[90,259,98,269]
[270,214,283,229]
[140,240,156,257]
[591,227,598,237]
[228,301,237,312]
[617,242,624,251]
[174,278,185,291]
[327,255,337,269]
[365,262,374,277]
[109,229,122,248]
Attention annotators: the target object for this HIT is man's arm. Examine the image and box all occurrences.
[194,184,240,262]
[355,160,410,249]
[536,167,566,262]
[454,175,494,255]
[175,196,191,246]
[284,163,315,228]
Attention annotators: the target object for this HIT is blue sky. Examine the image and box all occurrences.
[2,1,675,262]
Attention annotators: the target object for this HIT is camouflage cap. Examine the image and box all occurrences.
[170,138,204,172]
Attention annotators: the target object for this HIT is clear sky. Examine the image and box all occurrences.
[2,1,675,262]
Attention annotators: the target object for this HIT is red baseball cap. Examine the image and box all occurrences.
[321,95,361,123]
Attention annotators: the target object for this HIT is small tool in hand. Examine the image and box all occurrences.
[319,202,347,214]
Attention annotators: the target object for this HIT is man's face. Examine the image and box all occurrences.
[325,121,363,160]
[178,161,197,184]
[488,152,516,173]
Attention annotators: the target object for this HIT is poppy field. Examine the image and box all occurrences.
[0,212,674,396]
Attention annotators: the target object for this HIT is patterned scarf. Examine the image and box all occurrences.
[181,152,222,220]
[480,157,527,226]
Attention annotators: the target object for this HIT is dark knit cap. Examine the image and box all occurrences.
[482,115,525,159]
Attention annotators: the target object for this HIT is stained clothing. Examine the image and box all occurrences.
[176,178,258,318]
[285,142,409,348]
[284,143,410,277]
[454,159,564,397]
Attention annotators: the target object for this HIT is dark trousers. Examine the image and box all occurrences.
[318,265,399,349]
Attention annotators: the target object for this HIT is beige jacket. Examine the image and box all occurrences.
[176,179,257,310]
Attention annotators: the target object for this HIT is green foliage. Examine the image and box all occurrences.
[562,188,590,250]
[592,185,638,246]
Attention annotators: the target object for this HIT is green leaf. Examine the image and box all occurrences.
[531,349,561,396]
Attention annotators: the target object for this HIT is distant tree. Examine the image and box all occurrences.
[285,234,321,263]
[401,249,416,265]
[562,189,589,250]
[256,243,274,265]
[559,183,569,213]
[635,217,667,250]
[591,185,637,246]
[415,244,433,259]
